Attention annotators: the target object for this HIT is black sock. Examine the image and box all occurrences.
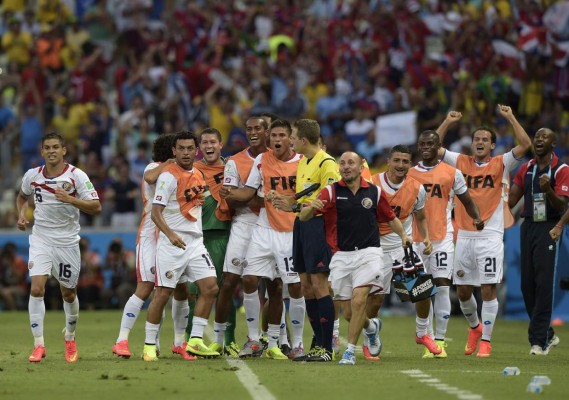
[305,298,322,347]
[317,295,335,352]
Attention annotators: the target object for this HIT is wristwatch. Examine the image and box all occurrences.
[291,203,301,213]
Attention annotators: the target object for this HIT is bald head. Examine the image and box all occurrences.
[339,152,364,184]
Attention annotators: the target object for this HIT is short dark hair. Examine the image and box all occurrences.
[173,130,198,147]
[293,119,320,144]
[41,132,66,147]
[200,127,222,142]
[418,130,440,144]
[152,134,175,162]
[261,112,280,124]
[247,116,269,130]
[471,126,497,144]
[270,119,292,135]
[389,144,412,158]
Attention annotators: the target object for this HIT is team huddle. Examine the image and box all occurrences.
[17,105,564,365]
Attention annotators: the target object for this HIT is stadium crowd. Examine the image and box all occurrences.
[1,0,569,314]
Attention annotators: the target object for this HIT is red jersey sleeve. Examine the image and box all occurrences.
[376,188,396,223]
[315,184,334,215]
[513,163,528,188]
[554,165,569,197]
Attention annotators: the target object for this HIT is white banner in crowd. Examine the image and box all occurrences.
[375,111,417,149]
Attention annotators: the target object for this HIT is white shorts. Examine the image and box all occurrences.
[243,226,299,284]
[330,247,384,300]
[453,235,504,285]
[415,233,454,280]
[136,236,157,283]
[155,232,216,288]
[28,236,80,289]
[223,220,255,276]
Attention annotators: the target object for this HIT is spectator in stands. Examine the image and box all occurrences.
[105,163,139,229]
[0,242,27,310]
[101,238,136,309]
[77,238,103,310]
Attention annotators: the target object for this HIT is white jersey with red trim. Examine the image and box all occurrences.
[138,162,160,239]
[21,164,99,247]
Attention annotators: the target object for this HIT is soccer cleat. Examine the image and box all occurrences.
[306,347,334,362]
[238,338,263,358]
[142,344,158,361]
[112,340,131,358]
[339,349,356,365]
[65,340,78,363]
[28,345,46,362]
[544,335,560,354]
[365,318,382,357]
[224,342,241,358]
[290,344,307,361]
[209,342,223,354]
[280,343,292,358]
[362,345,380,361]
[464,324,483,355]
[476,340,491,358]
[259,335,269,351]
[530,345,546,355]
[186,338,220,358]
[266,346,289,360]
[416,334,442,355]
[172,342,197,360]
[434,340,447,358]
[332,335,341,356]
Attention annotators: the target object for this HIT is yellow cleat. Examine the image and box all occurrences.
[209,342,223,354]
[224,342,241,358]
[266,346,289,360]
[434,340,447,358]
[142,344,158,361]
[186,338,220,358]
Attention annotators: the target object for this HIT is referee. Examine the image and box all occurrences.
[272,119,340,362]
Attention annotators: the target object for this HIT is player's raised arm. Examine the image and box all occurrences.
[144,158,176,184]
[436,111,463,158]
[497,104,532,160]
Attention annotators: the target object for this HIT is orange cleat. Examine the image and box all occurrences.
[172,343,197,360]
[415,334,442,355]
[65,340,78,363]
[28,345,46,363]
[476,341,492,358]
[362,345,380,361]
[112,340,132,358]
[464,324,483,355]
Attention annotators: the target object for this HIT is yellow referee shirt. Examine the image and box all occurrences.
[296,149,340,205]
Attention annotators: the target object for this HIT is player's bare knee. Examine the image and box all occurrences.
[242,275,258,293]
[287,282,302,298]
[61,289,76,303]
[456,285,472,301]
[480,284,497,301]
[30,287,45,298]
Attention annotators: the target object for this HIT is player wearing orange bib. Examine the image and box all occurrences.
[408,130,483,358]
[437,106,531,357]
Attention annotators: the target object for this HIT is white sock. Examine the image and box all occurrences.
[434,286,451,341]
[172,299,189,346]
[63,296,79,340]
[145,321,160,344]
[289,296,305,348]
[156,308,165,350]
[347,343,356,352]
[364,319,376,334]
[481,299,499,342]
[117,294,144,342]
[29,296,45,346]
[190,316,208,339]
[427,302,434,337]
[459,295,480,328]
[268,323,280,349]
[214,321,227,345]
[416,316,429,338]
[279,306,289,346]
[333,319,340,338]
[243,290,260,341]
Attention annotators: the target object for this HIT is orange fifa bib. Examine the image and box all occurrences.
[230,149,260,215]
[196,160,232,221]
[373,175,422,235]
[164,163,206,222]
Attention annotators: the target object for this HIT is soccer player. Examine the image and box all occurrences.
[185,128,236,355]
[17,132,102,363]
[112,134,182,359]
[142,131,219,361]
[223,119,303,360]
[509,128,568,355]
[437,106,531,357]
[300,151,409,365]
[213,116,269,356]
[407,130,483,358]
[272,119,340,361]
[365,144,442,359]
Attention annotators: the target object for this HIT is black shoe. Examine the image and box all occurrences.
[305,348,333,362]
[309,335,317,351]
[280,344,292,358]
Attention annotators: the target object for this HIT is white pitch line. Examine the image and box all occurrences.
[401,369,484,400]
[205,325,276,400]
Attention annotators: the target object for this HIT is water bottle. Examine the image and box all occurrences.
[526,382,543,393]
[531,376,551,385]
[503,367,520,375]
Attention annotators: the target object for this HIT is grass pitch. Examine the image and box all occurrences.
[0,311,568,400]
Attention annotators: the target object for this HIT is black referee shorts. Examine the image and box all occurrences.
[292,216,331,274]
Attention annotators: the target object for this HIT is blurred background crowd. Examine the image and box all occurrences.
[1,0,569,310]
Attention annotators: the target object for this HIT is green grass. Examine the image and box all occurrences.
[0,311,568,400]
